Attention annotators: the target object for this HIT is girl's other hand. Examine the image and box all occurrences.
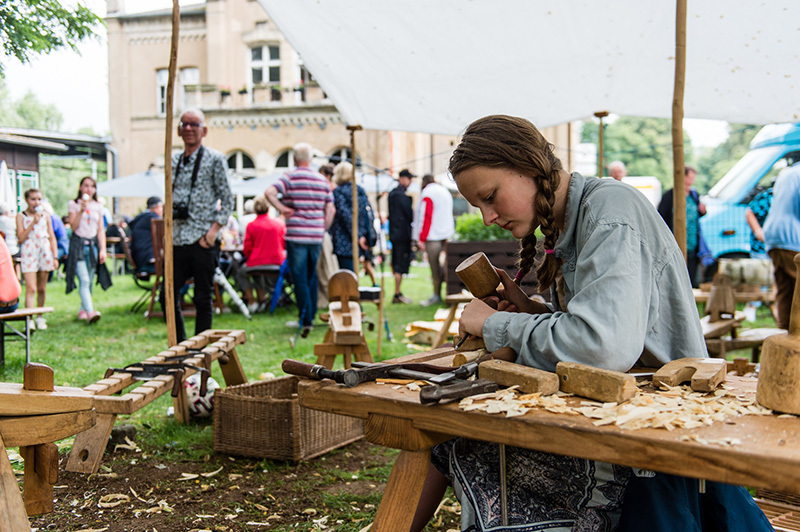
[496,268,549,314]
[98,248,107,264]
[458,298,496,338]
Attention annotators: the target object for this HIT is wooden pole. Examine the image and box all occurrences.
[163,0,180,347]
[672,0,688,259]
[594,111,609,178]
[347,125,362,275]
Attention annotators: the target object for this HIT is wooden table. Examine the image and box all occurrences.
[297,347,800,531]
[0,306,53,366]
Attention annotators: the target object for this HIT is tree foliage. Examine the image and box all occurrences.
[581,116,694,190]
[0,0,102,76]
[694,124,760,193]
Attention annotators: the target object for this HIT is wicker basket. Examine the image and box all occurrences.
[213,376,364,461]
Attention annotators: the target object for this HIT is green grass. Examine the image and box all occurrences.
[3,263,443,442]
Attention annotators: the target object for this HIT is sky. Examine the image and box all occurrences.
[3,0,731,146]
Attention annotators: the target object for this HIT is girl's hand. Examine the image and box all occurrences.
[458,298,496,338]
[496,268,549,315]
[98,248,107,264]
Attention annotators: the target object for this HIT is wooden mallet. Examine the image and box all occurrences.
[757,254,800,414]
[453,252,503,350]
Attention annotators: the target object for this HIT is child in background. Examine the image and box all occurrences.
[16,188,57,330]
[65,176,111,324]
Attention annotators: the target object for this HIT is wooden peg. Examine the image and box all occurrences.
[23,363,54,392]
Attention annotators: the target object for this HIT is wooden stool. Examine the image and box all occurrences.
[314,270,373,369]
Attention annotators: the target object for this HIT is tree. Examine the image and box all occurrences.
[581,116,693,189]
[695,124,760,193]
[0,0,102,77]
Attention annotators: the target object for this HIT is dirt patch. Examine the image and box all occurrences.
[27,439,422,532]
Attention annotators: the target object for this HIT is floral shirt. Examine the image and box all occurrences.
[171,146,233,246]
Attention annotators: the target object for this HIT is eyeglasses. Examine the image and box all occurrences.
[179,121,205,129]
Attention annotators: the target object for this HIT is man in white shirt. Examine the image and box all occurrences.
[413,174,455,306]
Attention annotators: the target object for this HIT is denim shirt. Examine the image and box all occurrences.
[483,173,707,372]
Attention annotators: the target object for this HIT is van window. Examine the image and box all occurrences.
[742,150,800,204]
[708,146,782,201]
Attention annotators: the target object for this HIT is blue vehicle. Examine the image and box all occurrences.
[701,122,800,259]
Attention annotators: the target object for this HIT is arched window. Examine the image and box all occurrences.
[275,150,291,168]
[227,150,256,178]
[327,147,361,167]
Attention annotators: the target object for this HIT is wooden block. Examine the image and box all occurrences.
[23,363,54,392]
[0,410,95,447]
[652,357,726,392]
[452,349,486,366]
[453,335,485,352]
[556,362,637,403]
[479,359,559,395]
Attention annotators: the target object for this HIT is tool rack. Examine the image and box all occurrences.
[65,329,247,475]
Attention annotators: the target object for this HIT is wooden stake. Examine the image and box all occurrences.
[594,111,609,178]
[163,0,180,347]
[347,125,362,277]
[672,0,688,259]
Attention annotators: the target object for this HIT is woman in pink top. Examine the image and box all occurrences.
[0,236,21,314]
[66,176,109,324]
[16,188,58,329]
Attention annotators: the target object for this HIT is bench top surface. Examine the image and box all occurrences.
[0,307,54,320]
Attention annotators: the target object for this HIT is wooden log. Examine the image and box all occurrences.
[758,255,800,414]
[21,442,58,516]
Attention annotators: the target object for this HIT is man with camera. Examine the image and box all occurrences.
[169,108,233,342]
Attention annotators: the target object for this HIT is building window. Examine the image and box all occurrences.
[156,68,168,116]
[275,150,291,168]
[227,150,256,178]
[180,67,199,111]
[251,45,281,101]
[294,60,316,103]
[328,147,361,167]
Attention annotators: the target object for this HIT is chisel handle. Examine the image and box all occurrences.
[282,359,360,387]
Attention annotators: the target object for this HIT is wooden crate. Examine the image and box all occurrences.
[213,376,364,461]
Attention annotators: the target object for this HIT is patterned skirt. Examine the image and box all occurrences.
[432,438,631,531]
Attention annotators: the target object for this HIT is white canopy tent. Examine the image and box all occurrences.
[97,170,166,199]
[258,0,800,134]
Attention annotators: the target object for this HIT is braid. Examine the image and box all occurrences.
[450,115,565,291]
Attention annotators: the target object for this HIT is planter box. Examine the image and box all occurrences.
[445,240,545,298]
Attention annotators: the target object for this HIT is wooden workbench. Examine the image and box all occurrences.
[297,347,800,531]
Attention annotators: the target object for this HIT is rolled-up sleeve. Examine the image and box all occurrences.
[483,222,652,373]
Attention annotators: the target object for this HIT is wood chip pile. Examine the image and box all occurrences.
[458,380,779,441]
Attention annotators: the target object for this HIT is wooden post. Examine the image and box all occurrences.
[347,125,362,276]
[594,111,609,178]
[163,0,180,346]
[672,0,688,259]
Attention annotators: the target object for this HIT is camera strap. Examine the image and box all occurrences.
[173,145,205,194]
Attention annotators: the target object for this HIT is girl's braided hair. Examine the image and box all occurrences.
[449,115,563,291]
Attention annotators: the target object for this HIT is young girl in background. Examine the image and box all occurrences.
[16,188,58,330]
[66,176,110,324]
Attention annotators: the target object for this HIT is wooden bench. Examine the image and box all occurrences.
[0,306,54,366]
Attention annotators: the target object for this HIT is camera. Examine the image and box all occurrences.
[173,202,190,220]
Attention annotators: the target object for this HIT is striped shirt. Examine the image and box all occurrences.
[274,167,333,244]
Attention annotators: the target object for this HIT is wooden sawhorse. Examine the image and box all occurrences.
[0,306,53,366]
[65,329,247,475]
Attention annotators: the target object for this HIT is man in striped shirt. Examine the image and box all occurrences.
[266,143,335,337]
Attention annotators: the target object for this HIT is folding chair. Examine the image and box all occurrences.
[144,219,165,320]
[269,259,295,313]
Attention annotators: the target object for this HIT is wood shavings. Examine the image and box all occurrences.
[97,494,129,508]
[458,382,773,440]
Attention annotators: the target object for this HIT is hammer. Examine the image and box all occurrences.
[454,252,503,350]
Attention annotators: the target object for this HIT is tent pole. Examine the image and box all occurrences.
[347,125,362,275]
[594,111,609,178]
[672,0,688,260]
[163,0,180,347]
